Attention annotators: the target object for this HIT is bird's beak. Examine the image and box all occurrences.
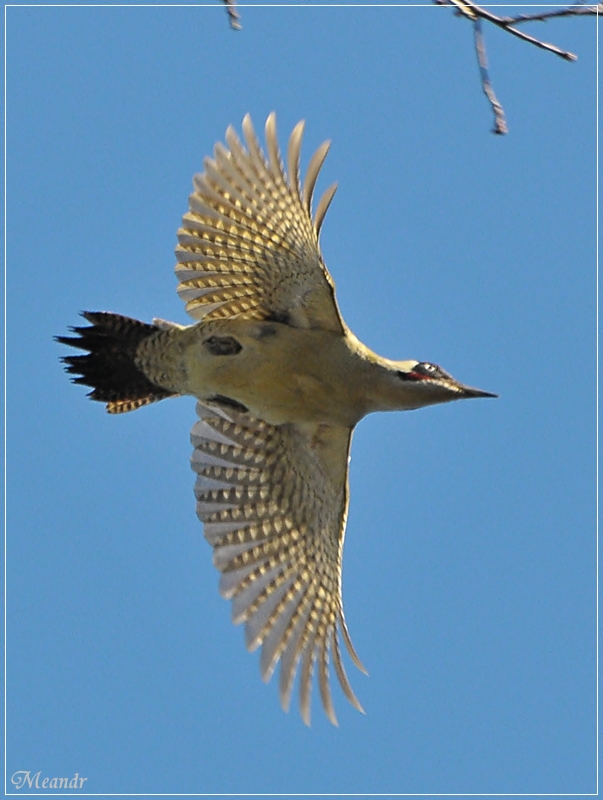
[458,384,498,399]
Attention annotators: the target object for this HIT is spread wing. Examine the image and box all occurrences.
[191,402,366,725]
[175,113,344,334]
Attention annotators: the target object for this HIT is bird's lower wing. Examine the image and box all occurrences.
[191,402,365,725]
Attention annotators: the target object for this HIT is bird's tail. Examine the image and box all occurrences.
[56,311,178,414]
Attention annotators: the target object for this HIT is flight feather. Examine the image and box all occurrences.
[191,402,365,725]
[175,113,343,333]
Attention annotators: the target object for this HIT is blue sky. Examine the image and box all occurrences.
[6,3,596,796]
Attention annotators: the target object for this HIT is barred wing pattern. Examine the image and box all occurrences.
[175,113,344,334]
[191,403,366,725]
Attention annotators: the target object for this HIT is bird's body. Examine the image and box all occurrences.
[58,113,495,725]
[134,318,468,426]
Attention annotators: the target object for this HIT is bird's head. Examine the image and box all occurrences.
[378,359,497,411]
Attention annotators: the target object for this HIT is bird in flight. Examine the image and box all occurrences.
[58,113,496,726]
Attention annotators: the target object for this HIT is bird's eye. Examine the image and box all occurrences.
[415,362,451,380]
[396,362,452,382]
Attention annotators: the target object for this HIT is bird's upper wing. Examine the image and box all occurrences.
[191,402,365,725]
[175,113,344,334]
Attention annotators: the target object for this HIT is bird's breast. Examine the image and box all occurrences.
[179,320,368,427]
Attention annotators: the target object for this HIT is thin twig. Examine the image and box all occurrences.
[498,23,576,60]
[435,0,597,60]
[467,3,578,60]
[435,0,593,133]
[473,17,507,134]
[505,4,602,26]
[223,0,242,30]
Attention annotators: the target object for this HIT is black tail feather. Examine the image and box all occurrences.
[56,311,177,413]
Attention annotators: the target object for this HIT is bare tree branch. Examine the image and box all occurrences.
[223,0,242,30]
[504,4,602,26]
[473,17,507,134]
[435,1,598,133]
[488,19,576,60]
[435,0,596,59]
[219,0,597,134]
